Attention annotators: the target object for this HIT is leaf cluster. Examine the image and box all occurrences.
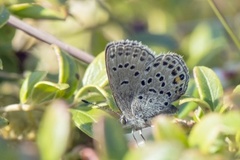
[1,1,240,160]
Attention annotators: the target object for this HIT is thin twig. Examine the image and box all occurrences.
[208,0,240,50]
[7,15,95,64]
[0,104,32,112]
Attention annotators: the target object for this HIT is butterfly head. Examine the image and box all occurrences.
[120,115,151,130]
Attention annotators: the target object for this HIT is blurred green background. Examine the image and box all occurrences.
[1,0,240,79]
[1,0,240,159]
[1,0,240,138]
[1,0,240,134]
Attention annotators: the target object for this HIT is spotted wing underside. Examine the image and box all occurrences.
[131,53,189,119]
[105,40,154,119]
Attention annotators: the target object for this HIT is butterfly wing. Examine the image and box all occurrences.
[131,53,189,119]
[105,40,154,120]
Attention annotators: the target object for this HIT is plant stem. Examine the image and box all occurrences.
[7,15,95,64]
[207,0,240,50]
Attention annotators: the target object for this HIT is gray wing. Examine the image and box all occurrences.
[131,53,189,119]
[105,40,154,119]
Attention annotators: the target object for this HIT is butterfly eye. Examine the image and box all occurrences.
[120,116,127,125]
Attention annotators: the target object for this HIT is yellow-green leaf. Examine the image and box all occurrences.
[193,66,223,111]
[153,116,188,147]
[37,100,70,160]
[74,85,117,111]
[8,3,66,20]
[31,81,69,104]
[82,51,108,87]
[94,117,128,160]
[71,107,113,138]
[53,45,79,98]
[20,71,47,104]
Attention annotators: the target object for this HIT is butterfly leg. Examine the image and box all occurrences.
[139,129,145,141]
[132,130,138,144]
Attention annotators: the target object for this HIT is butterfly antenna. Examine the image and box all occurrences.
[81,99,92,104]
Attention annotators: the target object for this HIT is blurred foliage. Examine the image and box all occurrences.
[0,0,240,159]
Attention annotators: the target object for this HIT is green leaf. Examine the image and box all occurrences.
[53,46,79,98]
[236,132,240,156]
[0,117,8,128]
[20,71,47,104]
[70,107,112,138]
[74,85,117,111]
[178,79,199,118]
[0,6,9,28]
[189,114,226,154]
[186,23,225,68]
[94,117,128,160]
[31,81,69,104]
[222,112,240,133]
[189,112,240,155]
[179,97,211,111]
[8,3,66,20]
[37,100,71,160]
[187,23,213,68]
[233,85,240,94]
[193,66,223,111]
[0,24,15,46]
[82,51,108,87]
[152,116,188,147]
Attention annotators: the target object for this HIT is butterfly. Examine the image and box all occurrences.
[105,40,189,130]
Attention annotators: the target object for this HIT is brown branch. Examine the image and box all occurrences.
[7,15,95,64]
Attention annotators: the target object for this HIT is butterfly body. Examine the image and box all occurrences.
[105,40,189,130]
